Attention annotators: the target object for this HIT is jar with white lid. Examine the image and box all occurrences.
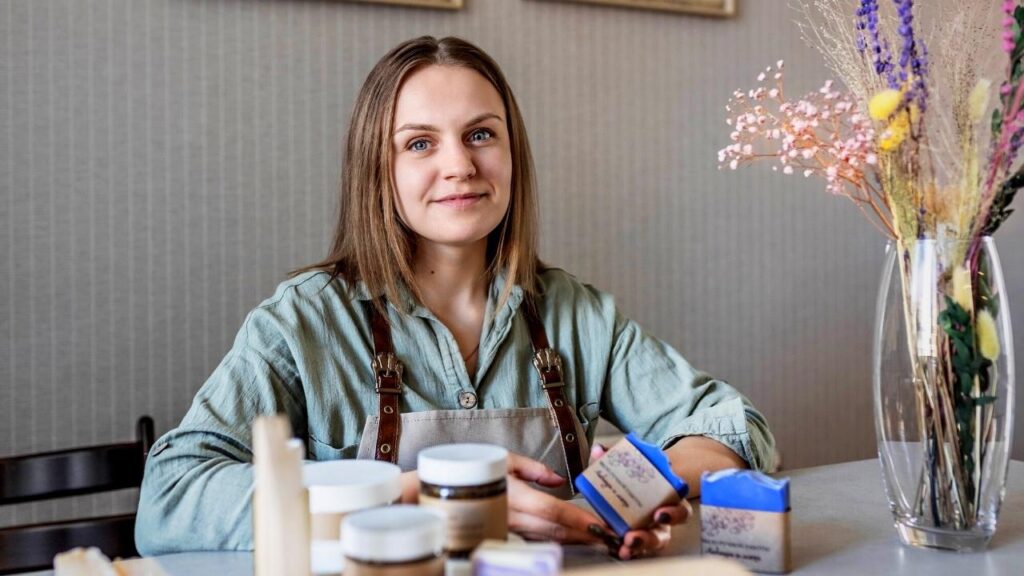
[417,443,508,557]
[341,505,446,576]
[303,460,402,575]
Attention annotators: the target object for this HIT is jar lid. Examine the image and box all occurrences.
[341,505,445,563]
[417,443,508,486]
[302,460,402,514]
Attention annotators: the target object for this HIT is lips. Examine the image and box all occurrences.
[433,192,486,209]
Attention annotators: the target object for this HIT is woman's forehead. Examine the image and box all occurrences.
[393,65,505,127]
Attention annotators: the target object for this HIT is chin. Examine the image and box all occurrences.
[418,227,495,249]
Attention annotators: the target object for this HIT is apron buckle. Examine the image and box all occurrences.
[372,353,404,394]
[533,349,564,389]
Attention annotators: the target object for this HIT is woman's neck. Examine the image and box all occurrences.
[412,240,490,317]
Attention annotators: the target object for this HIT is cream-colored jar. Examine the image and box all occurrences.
[303,460,402,575]
[417,443,508,557]
[341,505,445,576]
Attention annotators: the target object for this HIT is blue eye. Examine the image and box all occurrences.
[469,129,493,143]
[408,139,430,152]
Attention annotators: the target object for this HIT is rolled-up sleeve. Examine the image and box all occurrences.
[135,306,307,554]
[599,309,776,473]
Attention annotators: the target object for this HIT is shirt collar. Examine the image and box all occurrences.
[348,269,525,319]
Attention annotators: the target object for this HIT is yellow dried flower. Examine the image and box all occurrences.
[968,79,992,124]
[951,266,972,310]
[869,89,903,121]
[879,111,910,151]
[977,310,1000,361]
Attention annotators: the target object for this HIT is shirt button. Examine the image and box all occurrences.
[458,390,478,409]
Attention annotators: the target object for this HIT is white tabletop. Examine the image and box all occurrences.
[25,459,1024,575]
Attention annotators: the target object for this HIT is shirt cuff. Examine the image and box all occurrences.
[658,397,776,472]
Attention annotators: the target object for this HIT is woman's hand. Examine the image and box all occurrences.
[588,444,693,561]
[399,470,421,503]
[505,453,608,544]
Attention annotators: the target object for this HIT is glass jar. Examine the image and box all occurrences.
[341,505,445,576]
[418,443,509,557]
[303,459,402,575]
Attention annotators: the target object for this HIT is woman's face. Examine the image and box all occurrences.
[391,65,513,252]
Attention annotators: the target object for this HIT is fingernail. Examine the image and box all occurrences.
[657,512,672,524]
[588,524,622,550]
[587,523,611,540]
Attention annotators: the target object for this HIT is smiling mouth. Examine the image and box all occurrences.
[434,193,486,208]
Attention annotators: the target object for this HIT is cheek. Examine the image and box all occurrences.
[393,158,434,208]
[480,147,513,190]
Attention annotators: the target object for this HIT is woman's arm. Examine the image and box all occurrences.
[664,435,748,498]
[598,305,777,473]
[135,308,307,554]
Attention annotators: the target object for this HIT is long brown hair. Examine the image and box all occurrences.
[294,36,541,312]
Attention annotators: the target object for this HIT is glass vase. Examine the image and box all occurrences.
[873,237,1014,552]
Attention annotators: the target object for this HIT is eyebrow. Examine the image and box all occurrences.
[393,113,504,135]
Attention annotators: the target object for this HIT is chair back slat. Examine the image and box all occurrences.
[0,443,145,505]
[0,416,154,573]
[0,514,138,575]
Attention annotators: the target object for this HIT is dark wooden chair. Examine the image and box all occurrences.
[0,416,155,574]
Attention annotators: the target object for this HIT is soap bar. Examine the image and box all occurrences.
[470,540,561,576]
[562,556,752,575]
[53,548,169,576]
[700,469,791,574]
[53,548,119,576]
[574,433,688,537]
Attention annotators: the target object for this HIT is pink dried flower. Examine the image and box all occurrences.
[718,65,877,199]
[1003,2,1017,54]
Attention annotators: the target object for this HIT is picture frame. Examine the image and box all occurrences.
[348,0,464,9]
[540,0,736,17]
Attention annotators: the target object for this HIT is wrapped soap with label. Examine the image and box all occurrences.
[700,469,791,574]
[574,433,689,537]
[470,540,561,576]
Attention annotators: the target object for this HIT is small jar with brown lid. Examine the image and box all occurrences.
[417,443,508,557]
[341,505,445,576]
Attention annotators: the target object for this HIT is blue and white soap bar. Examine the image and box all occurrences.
[574,433,689,537]
[700,469,791,574]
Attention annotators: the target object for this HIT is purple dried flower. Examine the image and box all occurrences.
[1009,129,1023,166]
[892,0,929,111]
[856,0,897,87]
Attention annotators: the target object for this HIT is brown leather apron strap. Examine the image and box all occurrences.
[521,298,584,493]
[365,300,402,464]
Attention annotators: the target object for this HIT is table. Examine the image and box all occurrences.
[25,459,1024,575]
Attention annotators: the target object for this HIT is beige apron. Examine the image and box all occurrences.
[356,407,590,499]
[355,299,589,499]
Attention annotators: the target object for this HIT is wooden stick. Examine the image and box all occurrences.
[253,415,310,576]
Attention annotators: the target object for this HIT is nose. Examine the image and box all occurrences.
[441,142,476,181]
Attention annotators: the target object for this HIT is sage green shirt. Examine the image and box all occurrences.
[135,268,775,553]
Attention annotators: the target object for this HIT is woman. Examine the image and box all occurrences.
[135,36,775,560]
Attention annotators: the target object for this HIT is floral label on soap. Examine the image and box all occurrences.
[581,439,677,528]
[701,505,791,573]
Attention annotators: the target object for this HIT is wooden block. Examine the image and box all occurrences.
[253,415,311,576]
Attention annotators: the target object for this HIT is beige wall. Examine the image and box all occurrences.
[2,0,1022,526]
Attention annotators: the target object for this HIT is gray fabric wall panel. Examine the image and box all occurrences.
[2,0,1022,528]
